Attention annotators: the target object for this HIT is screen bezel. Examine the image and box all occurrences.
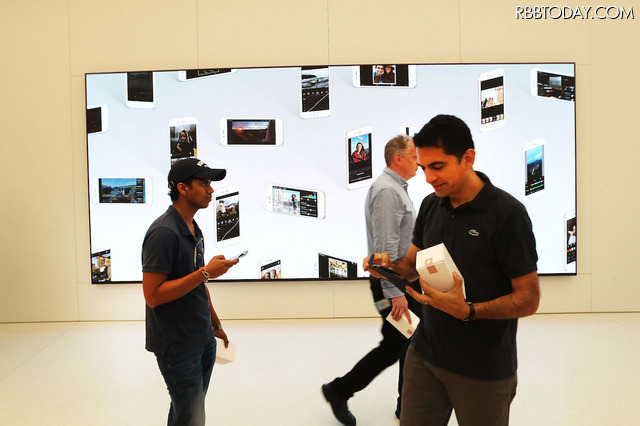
[86,63,577,282]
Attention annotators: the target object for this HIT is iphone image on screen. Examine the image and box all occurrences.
[346,126,373,190]
[479,69,505,132]
[300,66,330,118]
[169,117,197,163]
[524,138,545,198]
[215,185,241,247]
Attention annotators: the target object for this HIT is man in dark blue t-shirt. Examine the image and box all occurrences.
[142,158,239,426]
[365,115,540,426]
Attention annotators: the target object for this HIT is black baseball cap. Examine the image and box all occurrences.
[168,158,226,188]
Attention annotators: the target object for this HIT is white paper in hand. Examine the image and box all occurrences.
[386,310,420,339]
[215,337,237,364]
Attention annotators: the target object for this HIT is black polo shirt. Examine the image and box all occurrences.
[412,172,537,380]
[142,205,213,355]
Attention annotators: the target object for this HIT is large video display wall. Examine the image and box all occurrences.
[86,63,577,283]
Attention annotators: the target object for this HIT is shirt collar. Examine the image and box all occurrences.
[383,167,408,189]
[167,205,198,237]
[436,171,496,212]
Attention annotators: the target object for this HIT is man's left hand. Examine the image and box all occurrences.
[405,272,469,320]
[214,328,229,348]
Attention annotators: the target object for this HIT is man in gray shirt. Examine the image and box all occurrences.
[322,135,421,426]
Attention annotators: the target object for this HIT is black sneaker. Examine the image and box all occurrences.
[322,382,356,426]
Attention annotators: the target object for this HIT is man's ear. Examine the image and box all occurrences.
[462,149,476,170]
[176,182,189,195]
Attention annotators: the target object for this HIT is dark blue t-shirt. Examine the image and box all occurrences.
[412,172,538,380]
[142,205,213,355]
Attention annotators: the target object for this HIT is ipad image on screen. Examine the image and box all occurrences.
[266,184,325,219]
[126,72,154,109]
[215,185,240,247]
[531,68,575,102]
[260,258,281,279]
[91,249,112,284]
[93,177,149,204]
[564,211,577,270]
[169,117,197,163]
[178,68,237,81]
[346,127,373,190]
[352,65,416,87]
[300,66,330,118]
[479,69,505,132]
[524,138,545,198]
[220,118,283,146]
[318,253,358,279]
[86,104,108,134]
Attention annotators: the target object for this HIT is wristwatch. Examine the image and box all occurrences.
[464,302,475,322]
[199,267,210,280]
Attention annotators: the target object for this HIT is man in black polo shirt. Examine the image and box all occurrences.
[142,158,239,426]
[365,115,540,426]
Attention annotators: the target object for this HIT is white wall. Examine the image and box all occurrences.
[1,0,639,322]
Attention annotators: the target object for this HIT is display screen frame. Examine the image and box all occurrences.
[86,62,577,283]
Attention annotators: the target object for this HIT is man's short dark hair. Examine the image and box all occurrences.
[168,177,196,202]
[413,115,474,162]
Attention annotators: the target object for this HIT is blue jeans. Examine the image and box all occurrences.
[156,339,217,426]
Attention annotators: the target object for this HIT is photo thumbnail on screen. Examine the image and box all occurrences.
[348,133,373,185]
[260,259,281,280]
[536,70,575,101]
[126,72,154,103]
[357,65,412,87]
[269,185,320,218]
[318,253,358,279]
[228,119,276,145]
[525,143,545,196]
[98,178,145,203]
[301,66,330,113]
[86,106,106,134]
[170,121,197,162]
[215,191,240,244]
[480,77,504,125]
[91,249,111,284]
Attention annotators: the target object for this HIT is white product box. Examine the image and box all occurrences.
[215,338,237,365]
[386,310,420,339]
[415,243,464,293]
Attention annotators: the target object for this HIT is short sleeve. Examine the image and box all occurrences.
[496,204,538,278]
[142,226,178,275]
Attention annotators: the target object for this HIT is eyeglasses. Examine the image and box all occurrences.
[194,238,204,268]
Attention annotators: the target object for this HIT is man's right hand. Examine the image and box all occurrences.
[390,295,411,323]
[204,255,239,279]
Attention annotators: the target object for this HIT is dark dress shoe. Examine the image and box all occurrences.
[322,382,356,426]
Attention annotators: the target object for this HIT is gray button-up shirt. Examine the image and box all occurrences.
[365,167,416,298]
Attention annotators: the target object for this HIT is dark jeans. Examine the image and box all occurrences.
[155,338,217,426]
[332,278,421,406]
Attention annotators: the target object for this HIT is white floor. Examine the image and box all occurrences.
[1,313,639,425]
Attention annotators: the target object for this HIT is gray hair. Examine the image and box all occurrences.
[384,134,413,166]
